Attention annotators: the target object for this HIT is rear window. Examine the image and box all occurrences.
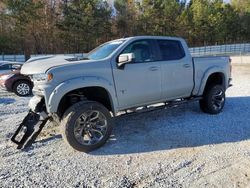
[157,40,185,61]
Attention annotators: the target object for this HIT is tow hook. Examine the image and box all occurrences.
[11,110,49,149]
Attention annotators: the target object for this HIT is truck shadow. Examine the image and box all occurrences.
[91,96,250,155]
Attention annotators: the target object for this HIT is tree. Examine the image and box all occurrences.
[114,0,139,37]
[57,0,112,52]
[0,0,249,55]
[231,0,250,42]
[3,0,44,58]
[231,0,250,13]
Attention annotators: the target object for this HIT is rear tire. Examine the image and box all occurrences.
[61,101,113,152]
[13,80,32,97]
[199,85,225,114]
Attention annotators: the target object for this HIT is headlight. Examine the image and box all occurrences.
[0,74,14,80]
[32,73,53,82]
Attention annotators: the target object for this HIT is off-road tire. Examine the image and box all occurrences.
[199,85,225,114]
[61,101,113,152]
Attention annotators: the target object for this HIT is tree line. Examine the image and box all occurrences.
[0,0,249,57]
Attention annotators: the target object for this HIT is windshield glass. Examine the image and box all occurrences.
[87,40,125,60]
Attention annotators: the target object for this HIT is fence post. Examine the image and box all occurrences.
[240,51,243,64]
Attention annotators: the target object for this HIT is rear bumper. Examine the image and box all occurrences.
[0,80,5,90]
[0,80,13,92]
[0,80,10,91]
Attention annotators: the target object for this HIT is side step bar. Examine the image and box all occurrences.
[11,111,49,149]
[120,97,203,117]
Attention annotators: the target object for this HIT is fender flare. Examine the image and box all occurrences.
[197,66,227,96]
[47,76,118,114]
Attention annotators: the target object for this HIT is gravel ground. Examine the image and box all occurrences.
[0,64,250,188]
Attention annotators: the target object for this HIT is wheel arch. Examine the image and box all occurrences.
[12,78,33,91]
[57,86,114,119]
[199,71,226,96]
[47,77,118,118]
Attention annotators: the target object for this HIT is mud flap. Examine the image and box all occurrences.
[11,110,49,149]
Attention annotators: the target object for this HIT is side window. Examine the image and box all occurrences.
[157,40,185,61]
[0,64,11,70]
[121,40,155,63]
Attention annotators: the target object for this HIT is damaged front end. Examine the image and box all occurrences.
[11,96,50,149]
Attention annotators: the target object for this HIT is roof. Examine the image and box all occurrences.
[123,35,183,41]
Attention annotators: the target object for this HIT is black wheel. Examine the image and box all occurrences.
[13,80,32,96]
[199,85,225,114]
[61,101,113,152]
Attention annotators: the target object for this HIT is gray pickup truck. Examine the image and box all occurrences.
[11,36,232,152]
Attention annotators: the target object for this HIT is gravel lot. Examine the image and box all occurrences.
[0,64,250,188]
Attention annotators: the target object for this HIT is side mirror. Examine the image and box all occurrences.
[117,53,135,68]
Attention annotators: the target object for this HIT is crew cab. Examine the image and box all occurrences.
[11,36,232,152]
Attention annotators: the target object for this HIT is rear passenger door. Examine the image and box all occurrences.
[156,39,193,100]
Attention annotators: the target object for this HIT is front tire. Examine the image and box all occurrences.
[199,85,225,114]
[61,101,113,152]
[13,80,32,97]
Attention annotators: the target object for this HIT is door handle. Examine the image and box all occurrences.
[183,64,191,68]
[149,66,159,71]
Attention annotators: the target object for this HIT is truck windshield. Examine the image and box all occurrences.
[87,40,125,60]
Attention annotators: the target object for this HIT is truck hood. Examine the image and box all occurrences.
[21,55,90,75]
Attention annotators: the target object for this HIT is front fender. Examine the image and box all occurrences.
[47,76,117,114]
[197,66,227,96]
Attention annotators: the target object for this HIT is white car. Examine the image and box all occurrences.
[0,61,23,75]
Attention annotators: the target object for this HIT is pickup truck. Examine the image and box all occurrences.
[11,36,232,152]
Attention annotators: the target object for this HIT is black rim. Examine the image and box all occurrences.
[73,110,108,146]
[211,89,225,111]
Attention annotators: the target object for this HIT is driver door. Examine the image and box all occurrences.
[112,40,162,109]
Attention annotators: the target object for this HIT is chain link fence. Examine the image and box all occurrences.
[0,53,85,62]
[189,43,250,57]
[1,43,250,62]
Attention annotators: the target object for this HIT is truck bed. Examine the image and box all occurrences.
[192,56,231,96]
